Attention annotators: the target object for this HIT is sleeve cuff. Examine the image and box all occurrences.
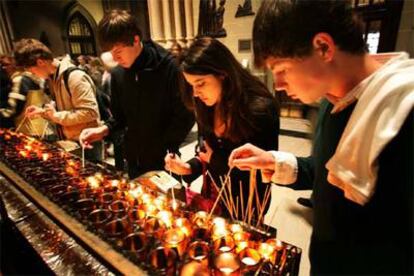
[269,151,298,185]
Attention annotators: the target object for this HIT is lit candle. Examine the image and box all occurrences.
[233,232,251,253]
[230,223,243,234]
[163,228,186,257]
[42,153,50,161]
[192,211,210,228]
[212,217,227,228]
[86,176,100,189]
[19,150,29,158]
[214,252,240,275]
[174,218,192,237]
[188,241,209,266]
[154,195,167,210]
[258,242,275,263]
[157,210,173,228]
[212,224,229,240]
[239,248,261,272]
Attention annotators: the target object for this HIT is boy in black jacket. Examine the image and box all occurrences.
[229,1,413,275]
[80,10,194,178]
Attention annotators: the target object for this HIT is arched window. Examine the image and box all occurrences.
[67,12,96,57]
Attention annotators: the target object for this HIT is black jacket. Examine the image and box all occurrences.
[184,97,280,219]
[106,41,195,177]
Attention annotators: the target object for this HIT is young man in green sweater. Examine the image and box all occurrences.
[229,1,413,275]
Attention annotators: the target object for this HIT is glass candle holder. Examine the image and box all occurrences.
[174,218,192,237]
[144,217,166,240]
[213,235,235,254]
[75,198,96,217]
[108,200,129,218]
[191,211,210,228]
[239,247,261,273]
[98,193,114,208]
[59,190,80,205]
[104,217,131,239]
[187,240,210,267]
[258,242,276,264]
[213,252,241,275]
[123,232,147,262]
[233,232,251,254]
[149,246,178,275]
[142,202,159,218]
[49,184,68,198]
[154,195,168,210]
[265,238,285,265]
[156,210,173,229]
[127,208,146,228]
[163,228,187,258]
[180,261,210,276]
[230,223,244,234]
[212,224,230,240]
[88,208,112,228]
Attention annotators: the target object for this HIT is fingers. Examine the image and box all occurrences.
[79,129,92,148]
[82,141,93,149]
[228,143,253,167]
[25,106,43,118]
[231,156,259,170]
[199,151,208,163]
[164,153,182,173]
[164,153,172,171]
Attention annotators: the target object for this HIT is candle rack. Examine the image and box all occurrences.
[0,129,302,275]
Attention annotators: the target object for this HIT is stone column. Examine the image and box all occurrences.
[0,1,14,54]
[173,0,185,46]
[147,0,165,44]
[184,0,195,47]
[161,0,174,48]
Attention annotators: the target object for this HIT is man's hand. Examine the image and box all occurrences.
[79,125,109,149]
[228,143,275,171]
[25,105,45,119]
[164,152,192,175]
[43,103,57,121]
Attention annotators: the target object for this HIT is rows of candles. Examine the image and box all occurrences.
[0,129,301,275]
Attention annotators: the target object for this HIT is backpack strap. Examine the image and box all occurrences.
[63,67,84,96]
[63,67,96,96]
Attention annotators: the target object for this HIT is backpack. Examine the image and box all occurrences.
[62,67,111,121]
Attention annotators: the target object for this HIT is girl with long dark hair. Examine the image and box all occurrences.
[165,37,279,221]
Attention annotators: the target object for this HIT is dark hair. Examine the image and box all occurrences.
[13,38,53,67]
[181,37,278,143]
[98,9,142,51]
[253,0,366,67]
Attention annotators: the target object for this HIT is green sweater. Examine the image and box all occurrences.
[292,100,413,275]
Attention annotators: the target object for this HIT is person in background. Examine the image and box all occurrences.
[169,42,183,64]
[0,44,56,140]
[79,10,194,178]
[229,1,413,275]
[20,39,102,162]
[164,37,279,219]
[77,55,91,73]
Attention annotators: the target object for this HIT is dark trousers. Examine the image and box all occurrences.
[72,141,103,163]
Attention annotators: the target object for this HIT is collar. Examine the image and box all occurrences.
[331,52,409,114]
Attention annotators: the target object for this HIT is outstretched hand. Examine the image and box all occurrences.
[228,143,275,171]
[79,126,108,149]
[25,105,45,119]
[164,152,192,175]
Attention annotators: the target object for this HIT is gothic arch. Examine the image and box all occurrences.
[62,2,99,56]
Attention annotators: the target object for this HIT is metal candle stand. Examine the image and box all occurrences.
[0,129,302,275]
